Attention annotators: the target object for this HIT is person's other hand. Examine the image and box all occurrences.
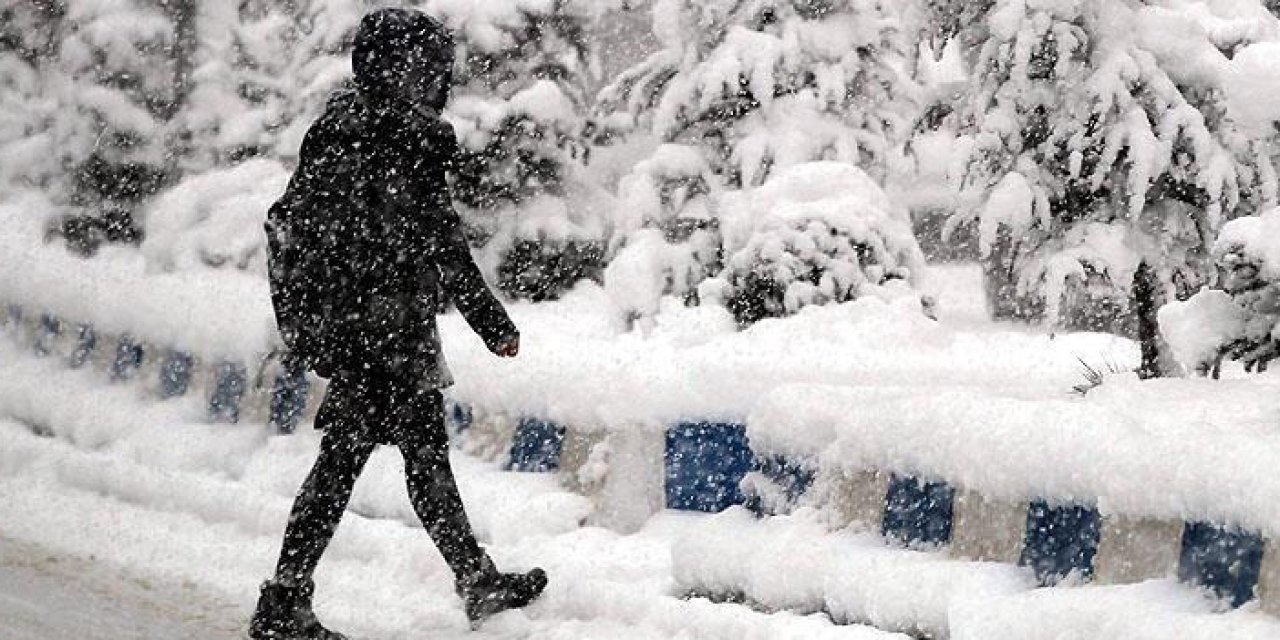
[494,335,520,358]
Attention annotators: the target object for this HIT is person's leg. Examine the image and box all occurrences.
[394,387,547,626]
[253,380,376,639]
[273,385,378,586]
[396,388,486,580]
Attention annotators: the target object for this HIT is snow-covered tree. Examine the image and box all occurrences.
[128,1,370,276]
[604,0,922,186]
[0,1,199,252]
[145,1,617,289]
[604,143,722,323]
[599,0,929,325]
[899,8,976,262]
[432,0,615,302]
[176,0,369,172]
[950,0,1279,376]
[0,3,62,193]
[922,0,995,57]
[51,0,196,249]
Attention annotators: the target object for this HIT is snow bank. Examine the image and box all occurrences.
[141,158,290,275]
[749,376,1280,537]
[674,509,1031,637]
[442,279,1138,429]
[949,579,1280,640]
[0,194,275,361]
[672,507,1280,638]
[0,339,587,546]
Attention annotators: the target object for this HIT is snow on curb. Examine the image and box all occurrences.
[748,380,1280,537]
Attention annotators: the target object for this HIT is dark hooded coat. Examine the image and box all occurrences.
[265,8,516,388]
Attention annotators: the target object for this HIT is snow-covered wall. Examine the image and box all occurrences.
[0,194,275,362]
[749,378,1280,538]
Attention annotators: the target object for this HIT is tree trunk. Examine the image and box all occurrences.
[1131,261,1177,379]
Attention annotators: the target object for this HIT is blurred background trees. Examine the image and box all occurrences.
[4,0,1280,368]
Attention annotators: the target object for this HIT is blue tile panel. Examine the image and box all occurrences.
[34,313,61,356]
[448,402,474,434]
[111,336,145,380]
[208,362,248,423]
[159,351,194,398]
[68,324,96,368]
[745,455,817,516]
[4,304,23,329]
[882,473,955,546]
[507,417,565,472]
[665,422,753,513]
[269,364,310,434]
[1019,501,1101,586]
[1178,521,1265,608]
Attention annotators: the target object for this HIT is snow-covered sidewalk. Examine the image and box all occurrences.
[0,533,243,640]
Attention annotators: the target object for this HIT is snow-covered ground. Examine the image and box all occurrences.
[0,534,243,639]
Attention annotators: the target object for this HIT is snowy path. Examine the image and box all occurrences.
[0,534,244,639]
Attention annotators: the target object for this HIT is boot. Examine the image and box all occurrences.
[249,579,348,640]
[455,556,548,627]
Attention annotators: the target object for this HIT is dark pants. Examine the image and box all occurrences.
[272,374,485,586]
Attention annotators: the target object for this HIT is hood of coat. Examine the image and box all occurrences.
[352,8,455,112]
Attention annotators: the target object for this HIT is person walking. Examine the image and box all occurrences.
[251,8,546,639]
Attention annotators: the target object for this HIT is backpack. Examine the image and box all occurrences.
[264,97,380,375]
[265,200,340,375]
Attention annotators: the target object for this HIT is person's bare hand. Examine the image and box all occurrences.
[495,335,520,358]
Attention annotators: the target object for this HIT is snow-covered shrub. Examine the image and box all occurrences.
[435,0,617,301]
[950,0,1279,373]
[716,162,929,325]
[140,158,290,275]
[604,144,723,325]
[1161,207,1280,374]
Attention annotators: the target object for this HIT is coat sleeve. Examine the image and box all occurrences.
[402,118,518,352]
[434,214,519,352]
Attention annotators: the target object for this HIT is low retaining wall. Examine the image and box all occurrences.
[1,304,320,433]
[457,392,1280,619]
